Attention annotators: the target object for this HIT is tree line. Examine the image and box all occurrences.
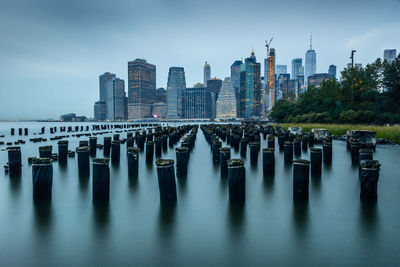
[270,54,400,125]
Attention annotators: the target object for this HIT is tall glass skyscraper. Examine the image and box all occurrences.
[265,48,276,111]
[99,72,116,102]
[384,49,397,63]
[276,65,287,76]
[204,62,211,87]
[216,77,237,118]
[291,58,303,80]
[184,86,212,119]
[328,65,337,79]
[239,51,261,118]
[166,67,186,119]
[106,77,125,121]
[231,60,242,117]
[305,36,316,86]
[127,59,156,119]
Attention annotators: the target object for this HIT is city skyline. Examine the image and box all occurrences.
[0,0,399,119]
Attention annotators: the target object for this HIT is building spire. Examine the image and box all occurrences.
[310,32,312,50]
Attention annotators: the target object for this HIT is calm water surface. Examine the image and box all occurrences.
[0,122,399,266]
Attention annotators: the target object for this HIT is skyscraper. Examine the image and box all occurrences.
[291,58,303,80]
[265,48,276,111]
[99,72,116,103]
[94,101,106,121]
[328,65,337,79]
[216,77,237,118]
[231,60,242,116]
[277,74,290,100]
[166,67,186,119]
[207,78,222,118]
[184,86,213,119]
[204,62,211,87]
[106,77,125,121]
[384,49,397,63]
[276,65,287,77]
[308,73,334,88]
[305,34,316,87]
[239,51,262,118]
[127,59,156,119]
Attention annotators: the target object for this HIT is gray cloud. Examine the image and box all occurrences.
[0,0,399,119]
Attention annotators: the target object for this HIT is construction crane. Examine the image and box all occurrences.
[350,50,356,68]
[265,37,273,56]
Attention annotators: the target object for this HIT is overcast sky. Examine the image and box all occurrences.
[0,0,399,119]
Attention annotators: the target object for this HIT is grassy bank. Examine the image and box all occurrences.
[277,123,400,144]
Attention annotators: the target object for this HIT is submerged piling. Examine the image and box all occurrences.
[155,137,162,158]
[227,159,245,203]
[127,147,140,179]
[76,146,90,175]
[39,146,52,158]
[263,148,275,178]
[57,140,68,163]
[249,142,259,165]
[359,149,373,161]
[146,141,154,164]
[212,140,222,164]
[176,147,189,178]
[240,138,248,157]
[294,138,301,157]
[310,147,322,177]
[350,141,361,165]
[293,159,310,201]
[284,141,293,165]
[360,160,380,201]
[111,141,121,164]
[156,159,177,202]
[302,134,308,151]
[89,137,97,156]
[220,147,231,177]
[7,146,22,176]
[32,158,53,203]
[267,135,275,149]
[92,158,110,204]
[323,141,332,164]
[103,137,111,157]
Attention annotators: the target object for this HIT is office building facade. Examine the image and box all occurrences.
[128,59,156,119]
[106,77,125,121]
[292,58,303,80]
[384,49,397,63]
[204,62,211,87]
[184,87,213,119]
[265,48,276,112]
[94,101,107,121]
[166,67,186,119]
[216,77,237,118]
[239,52,262,118]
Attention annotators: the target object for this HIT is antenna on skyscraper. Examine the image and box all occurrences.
[310,32,312,50]
[265,37,273,55]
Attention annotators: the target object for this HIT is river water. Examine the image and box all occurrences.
[0,122,399,266]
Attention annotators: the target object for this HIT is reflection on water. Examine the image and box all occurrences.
[177,177,187,196]
[311,176,321,193]
[9,176,21,198]
[34,202,52,232]
[58,160,68,172]
[128,177,139,192]
[263,176,274,193]
[228,202,245,235]
[360,200,379,231]
[158,202,176,240]
[292,201,309,238]
[146,162,153,170]
[93,203,110,234]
